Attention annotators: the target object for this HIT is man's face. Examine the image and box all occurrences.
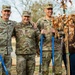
[44,8,53,17]
[1,10,11,20]
[22,16,30,24]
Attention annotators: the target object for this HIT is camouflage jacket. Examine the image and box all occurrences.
[0,17,16,55]
[14,22,40,54]
[37,17,61,51]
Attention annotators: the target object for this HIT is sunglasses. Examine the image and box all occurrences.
[47,8,53,10]
[4,10,11,12]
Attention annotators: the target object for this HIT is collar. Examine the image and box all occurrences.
[0,17,11,25]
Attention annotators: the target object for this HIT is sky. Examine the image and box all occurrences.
[0,0,38,22]
[0,0,75,22]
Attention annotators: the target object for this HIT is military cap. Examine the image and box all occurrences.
[44,3,53,9]
[2,5,11,10]
[22,11,31,16]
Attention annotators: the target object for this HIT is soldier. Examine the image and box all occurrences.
[0,5,16,75]
[14,11,40,75]
[36,3,62,75]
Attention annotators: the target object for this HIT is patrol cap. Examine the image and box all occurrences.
[44,3,53,9]
[22,11,31,17]
[2,5,11,11]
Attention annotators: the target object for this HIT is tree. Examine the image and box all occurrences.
[1,0,74,22]
[55,0,72,14]
[31,1,44,22]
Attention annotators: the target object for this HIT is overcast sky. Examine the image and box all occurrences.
[0,0,75,22]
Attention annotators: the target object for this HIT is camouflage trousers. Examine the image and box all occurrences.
[16,54,35,75]
[0,54,12,75]
[42,50,62,75]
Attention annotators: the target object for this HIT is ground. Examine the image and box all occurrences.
[11,56,66,75]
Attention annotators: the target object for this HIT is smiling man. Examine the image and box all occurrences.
[36,3,62,75]
[0,5,16,75]
[14,11,40,75]
[1,5,11,21]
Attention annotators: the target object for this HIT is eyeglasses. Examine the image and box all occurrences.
[47,8,53,10]
[4,10,11,12]
[24,16,30,17]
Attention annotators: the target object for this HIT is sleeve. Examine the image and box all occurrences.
[35,28,41,49]
[12,28,16,37]
[34,28,41,55]
[36,19,42,32]
[12,22,19,38]
[12,21,17,37]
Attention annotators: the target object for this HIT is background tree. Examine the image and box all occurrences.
[0,0,74,22]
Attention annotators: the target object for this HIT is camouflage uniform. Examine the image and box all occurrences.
[0,5,16,75]
[37,17,62,75]
[14,11,40,75]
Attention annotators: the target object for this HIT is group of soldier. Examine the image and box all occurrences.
[0,2,75,75]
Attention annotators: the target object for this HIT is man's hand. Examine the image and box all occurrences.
[41,29,46,34]
[41,28,55,34]
[50,28,55,33]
